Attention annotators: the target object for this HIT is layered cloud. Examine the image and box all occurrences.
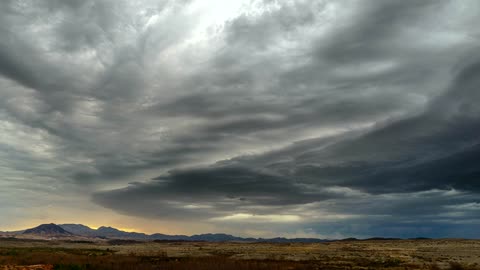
[1,0,480,237]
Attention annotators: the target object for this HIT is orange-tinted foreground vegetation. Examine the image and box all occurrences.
[1,239,480,270]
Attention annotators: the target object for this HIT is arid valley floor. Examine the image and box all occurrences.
[1,239,480,270]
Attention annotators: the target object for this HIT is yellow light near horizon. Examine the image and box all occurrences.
[114,227,139,233]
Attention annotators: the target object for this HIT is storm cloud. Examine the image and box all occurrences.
[1,0,480,238]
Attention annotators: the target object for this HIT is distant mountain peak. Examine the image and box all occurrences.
[97,226,123,233]
[23,223,73,236]
[98,226,118,230]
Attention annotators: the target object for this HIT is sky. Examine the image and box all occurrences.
[0,0,480,239]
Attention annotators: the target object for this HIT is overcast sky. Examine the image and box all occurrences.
[1,0,480,238]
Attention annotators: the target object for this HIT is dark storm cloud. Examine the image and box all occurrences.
[93,165,338,219]
[2,0,480,237]
[95,56,480,229]
[289,56,480,194]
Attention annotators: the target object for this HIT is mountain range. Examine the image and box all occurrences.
[3,223,432,242]
[7,223,328,243]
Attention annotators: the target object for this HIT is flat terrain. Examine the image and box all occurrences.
[1,238,480,269]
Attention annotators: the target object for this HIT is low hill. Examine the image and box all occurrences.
[23,224,73,236]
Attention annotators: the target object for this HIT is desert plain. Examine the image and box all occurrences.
[1,238,480,270]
